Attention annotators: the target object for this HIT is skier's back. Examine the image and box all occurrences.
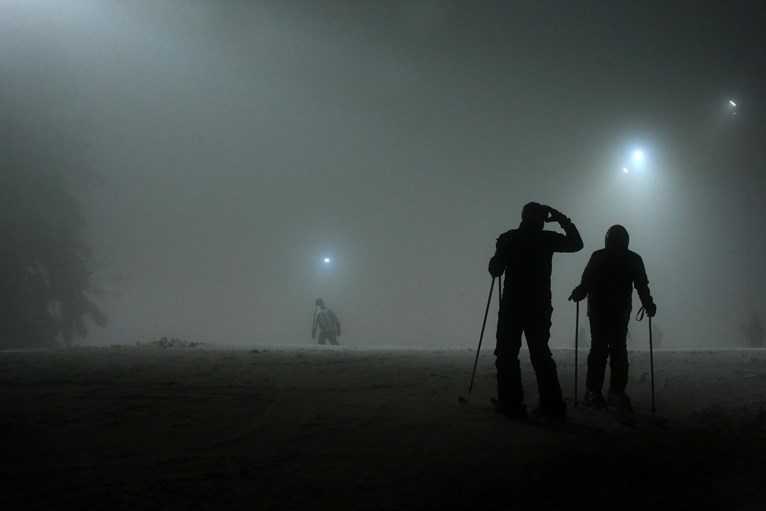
[569,225,656,410]
[312,299,341,345]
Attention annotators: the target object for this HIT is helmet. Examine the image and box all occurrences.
[605,225,629,250]
[315,298,325,307]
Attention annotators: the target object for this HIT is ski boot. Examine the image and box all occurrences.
[583,389,608,410]
[607,389,634,413]
[492,399,528,421]
[531,402,567,421]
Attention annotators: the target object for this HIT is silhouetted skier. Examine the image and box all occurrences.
[569,225,656,412]
[312,299,341,345]
[488,202,583,420]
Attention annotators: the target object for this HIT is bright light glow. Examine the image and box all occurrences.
[323,258,331,263]
[617,143,653,176]
[729,100,736,107]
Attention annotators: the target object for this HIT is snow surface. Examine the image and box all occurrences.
[1,345,764,509]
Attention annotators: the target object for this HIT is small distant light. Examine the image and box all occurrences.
[323,258,331,263]
[729,100,736,107]
[623,167,629,173]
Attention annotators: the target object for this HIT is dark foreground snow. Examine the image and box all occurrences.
[2,346,764,510]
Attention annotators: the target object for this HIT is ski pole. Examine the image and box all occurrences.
[649,315,656,414]
[574,300,579,408]
[468,277,496,395]
[636,306,656,414]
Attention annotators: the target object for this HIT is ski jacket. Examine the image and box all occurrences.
[313,307,341,336]
[573,248,654,317]
[488,219,583,305]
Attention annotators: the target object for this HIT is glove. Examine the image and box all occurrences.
[645,302,657,317]
[488,257,504,278]
[544,206,568,224]
[568,286,587,302]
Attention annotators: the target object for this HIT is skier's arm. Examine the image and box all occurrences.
[633,256,656,316]
[312,310,318,339]
[488,237,506,277]
[544,207,583,253]
[554,218,584,253]
[331,310,341,336]
[569,254,594,302]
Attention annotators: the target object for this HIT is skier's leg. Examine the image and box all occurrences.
[494,304,525,411]
[608,312,631,394]
[586,315,609,392]
[329,333,339,345]
[526,304,565,416]
[318,332,327,345]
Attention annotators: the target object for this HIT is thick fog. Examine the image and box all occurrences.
[2,0,764,348]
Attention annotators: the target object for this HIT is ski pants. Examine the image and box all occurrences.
[318,331,339,345]
[494,302,564,412]
[586,310,630,393]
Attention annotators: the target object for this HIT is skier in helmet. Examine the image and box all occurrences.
[569,225,656,412]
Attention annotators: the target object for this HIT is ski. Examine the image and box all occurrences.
[580,404,668,429]
[488,398,606,434]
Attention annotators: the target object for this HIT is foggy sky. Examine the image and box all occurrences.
[2,0,765,348]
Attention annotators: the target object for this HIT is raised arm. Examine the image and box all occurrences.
[559,219,584,253]
[545,206,583,253]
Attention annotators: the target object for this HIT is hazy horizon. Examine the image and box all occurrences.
[2,0,764,349]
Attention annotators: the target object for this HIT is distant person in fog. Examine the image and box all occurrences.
[741,311,764,348]
[569,225,656,412]
[488,202,583,420]
[312,299,341,345]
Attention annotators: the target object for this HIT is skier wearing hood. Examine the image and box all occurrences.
[569,225,656,411]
